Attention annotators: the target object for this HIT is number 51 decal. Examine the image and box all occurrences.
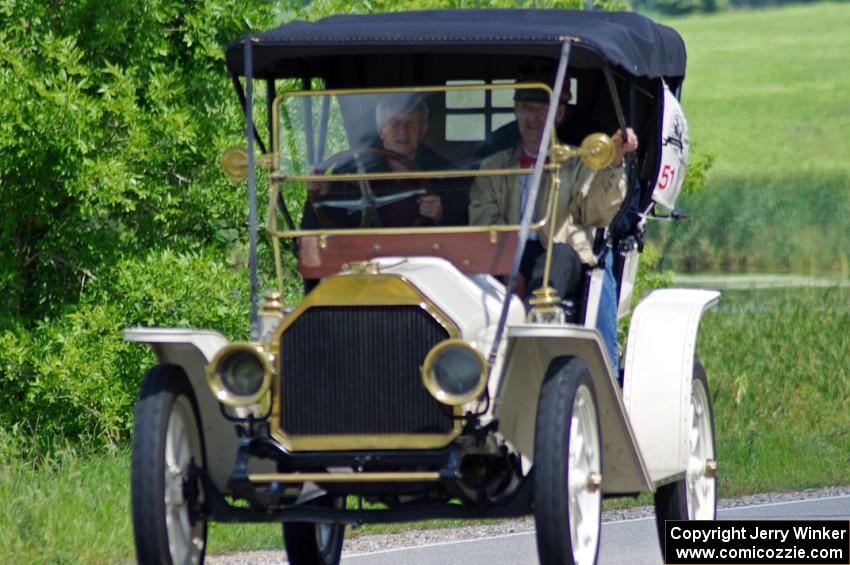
[657,164,675,190]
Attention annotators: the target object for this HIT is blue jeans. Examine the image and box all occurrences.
[596,251,620,378]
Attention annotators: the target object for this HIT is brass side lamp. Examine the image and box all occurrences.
[551,133,616,170]
[221,146,275,181]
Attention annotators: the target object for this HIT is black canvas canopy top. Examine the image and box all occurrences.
[225,9,686,82]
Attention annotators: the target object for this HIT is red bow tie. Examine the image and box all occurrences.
[519,153,548,169]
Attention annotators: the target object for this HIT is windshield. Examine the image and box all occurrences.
[271,85,564,233]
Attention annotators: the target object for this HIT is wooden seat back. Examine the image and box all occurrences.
[297,230,518,278]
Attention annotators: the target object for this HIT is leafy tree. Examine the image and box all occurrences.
[0,0,275,449]
[287,0,626,18]
[0,0,277,323]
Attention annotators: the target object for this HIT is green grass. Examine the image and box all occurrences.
[0,441,134,565]
[700,286,850,494]
[654,170,850,273]
[649,2,850,272]
[667,2,850,177]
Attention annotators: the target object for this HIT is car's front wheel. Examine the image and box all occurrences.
[534,357,602,565]
[132,365,207,565]
[283,496,346,565]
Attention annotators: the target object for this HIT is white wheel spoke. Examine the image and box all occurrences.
[568,384,601,565]
[161,396,205,565]
[685,377,716,520]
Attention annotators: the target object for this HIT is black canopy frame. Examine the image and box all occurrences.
[226,9,685,81]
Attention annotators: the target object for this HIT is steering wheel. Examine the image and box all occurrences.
[307,148,432,228]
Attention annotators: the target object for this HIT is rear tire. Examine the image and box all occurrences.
[132,365,207,565]
[283,496,345,565]
[654,359,716,550]
[534,357,602,565]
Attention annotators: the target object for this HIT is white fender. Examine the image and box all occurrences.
[621,288,720,484]
[123,327,229,363]
[495,325,653,495]
[123,328,252,491]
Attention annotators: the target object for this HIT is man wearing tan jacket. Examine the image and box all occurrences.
[469,66,637,309]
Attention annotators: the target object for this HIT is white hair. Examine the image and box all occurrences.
[375,94,429,130]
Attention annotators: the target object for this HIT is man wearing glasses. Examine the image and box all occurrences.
[469,60,637,372]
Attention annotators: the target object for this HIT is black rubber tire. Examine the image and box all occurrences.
[654,358,716,553]
[534,357,602,565]
[131,365,208,565]
[283,496,345,565]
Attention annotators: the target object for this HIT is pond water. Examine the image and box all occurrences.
[673,273,850,290]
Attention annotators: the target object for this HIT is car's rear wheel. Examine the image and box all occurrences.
[283,496,345,565]
[654,359,716,549]
[534,357,602,565]
[132,365,207,565]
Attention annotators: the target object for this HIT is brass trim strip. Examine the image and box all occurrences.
[273,166,558,182]
[540,168,562,295]
[278,82,552,99]
[265,164,548,238]
[270,433,462,451]
[269,222,545,238]
[247,471,441,483]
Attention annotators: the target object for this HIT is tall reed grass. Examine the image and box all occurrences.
[650,171,850,274]
[0,434,133,565]
[699,285,850,494]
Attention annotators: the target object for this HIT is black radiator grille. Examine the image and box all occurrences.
[279,306,453,438]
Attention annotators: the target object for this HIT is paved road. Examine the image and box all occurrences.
[340,494,850,565]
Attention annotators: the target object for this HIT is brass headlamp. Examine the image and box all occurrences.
[421,339,487,406]
[207,343,273,407]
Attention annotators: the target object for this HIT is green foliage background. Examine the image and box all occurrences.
[650,2,850,274]
[631,0,829,16]
[0,0,275,449]
[0,0,703,454]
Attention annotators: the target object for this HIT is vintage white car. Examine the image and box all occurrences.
[125,8,718,565]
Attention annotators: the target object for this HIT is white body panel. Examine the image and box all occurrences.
[617,248,640,321]
[494,325,652,494]
[621,288,720,484]
[123,328,270,490]
[371,257,527,342]
[582,268,605,329]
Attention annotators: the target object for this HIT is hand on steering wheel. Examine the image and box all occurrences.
[308,148,433,228]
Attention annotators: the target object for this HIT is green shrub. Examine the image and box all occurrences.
[0,249,251,449]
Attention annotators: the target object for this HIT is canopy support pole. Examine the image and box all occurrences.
[244,38,260,340]
[230,74,267,154]
[267,79,276,151]
[602,66,642,250]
